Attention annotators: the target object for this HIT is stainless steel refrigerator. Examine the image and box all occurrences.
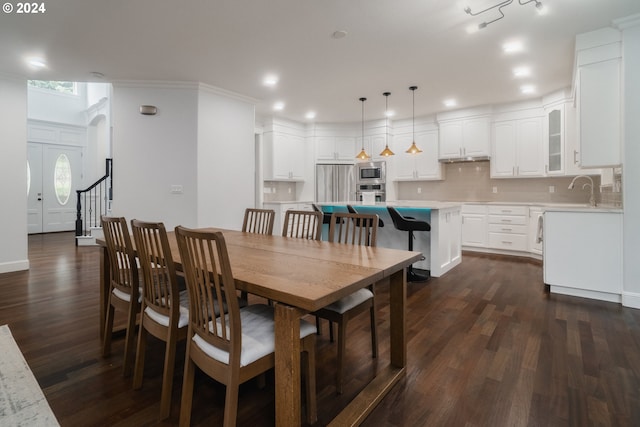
[315,164,356,202]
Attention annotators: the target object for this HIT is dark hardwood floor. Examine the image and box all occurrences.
[1,232,640,426]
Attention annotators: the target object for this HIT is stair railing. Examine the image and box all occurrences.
[75,158,112,244]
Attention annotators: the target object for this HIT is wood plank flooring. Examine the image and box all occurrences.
[1,232,639,426]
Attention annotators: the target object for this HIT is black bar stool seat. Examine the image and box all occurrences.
[387,206,430,282]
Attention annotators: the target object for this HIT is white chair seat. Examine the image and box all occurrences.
[144,290,190,328]
[322,288,373,314]
[193,304,316,367]
[112,287,142,303]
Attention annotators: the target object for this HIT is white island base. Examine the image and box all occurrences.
[318,201,462,278]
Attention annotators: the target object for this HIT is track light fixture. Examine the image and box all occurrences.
[464,0,543,30]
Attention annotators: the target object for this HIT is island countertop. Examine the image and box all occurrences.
[318,200,462,210]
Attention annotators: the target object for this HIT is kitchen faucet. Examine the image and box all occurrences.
[568,175,596,207]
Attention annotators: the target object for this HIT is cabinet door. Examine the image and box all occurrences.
[393,134,417,180]
[369,135,389,160]
[578,59,621,167]
[316,136,336,161]
[439,121,463,159]
[516,117,544,177]
[414,131,443,180]
[563,104,582,176]
[462,117,490,157]
[491,121,516,177]
[335,136,356,160]
[545,107,564,175]
[462,214,488,247]
[288,135,306,179]
[528,207,544,255]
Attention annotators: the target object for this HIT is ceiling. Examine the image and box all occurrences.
[1,0,639,123]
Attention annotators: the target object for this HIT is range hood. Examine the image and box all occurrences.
[438,155,491,163]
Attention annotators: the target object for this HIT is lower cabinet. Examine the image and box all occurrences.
[461,204,488,248]
[487,205,528,252]
[432,208,461,275]
[543,210,623,302]
[528,206,544,255]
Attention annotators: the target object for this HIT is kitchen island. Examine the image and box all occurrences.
[318,201,462,277]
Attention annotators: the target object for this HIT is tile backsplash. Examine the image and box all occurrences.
[396,161,620,205]
[263,181,297,202]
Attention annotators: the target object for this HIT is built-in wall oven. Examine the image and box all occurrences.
[356,161,386,201]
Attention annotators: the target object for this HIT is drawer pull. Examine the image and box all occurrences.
[501,241,513,244]
[501,219,512,223]
[502,228,512,232]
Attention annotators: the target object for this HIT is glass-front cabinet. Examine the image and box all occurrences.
[546,106,563,175]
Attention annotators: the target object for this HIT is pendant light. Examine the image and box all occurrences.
[379,92,395,157]
[406,86,423,154]
[356,97,371,160]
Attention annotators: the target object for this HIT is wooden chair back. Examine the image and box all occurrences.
[282,210,322,240]
[175,226,242,365]
[329,212,379,247]
[101,216,139,299]
[242,208,275,235]
[130,220,180,322]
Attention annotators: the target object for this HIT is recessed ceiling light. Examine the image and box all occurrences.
[443,99,457,108]
[513,66,531,78]
[520,85,536,94]
[502,41,524,54]
[465,24,480,35]
[27,58,47,68]
[263,74,279,87]
[305,111,316,120]
[385,110,395,118]
[331,30,348,39]
[273,101,285,111]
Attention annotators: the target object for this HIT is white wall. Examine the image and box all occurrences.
[111,82,198,229]
[27,84,87,126]
[196,86,255,230]
[0,74,28,273]
[620,16,640,307]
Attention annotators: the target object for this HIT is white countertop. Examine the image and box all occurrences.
[317,200,462,210]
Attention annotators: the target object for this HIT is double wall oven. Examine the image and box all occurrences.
[356,161,386,202]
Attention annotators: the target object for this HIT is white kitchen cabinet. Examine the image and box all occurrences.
[528,206,544,255]
[263,132,306,181]
[544,210,622,303]
[487,205,528,252]
[316,136,356,162]
[576,59,622,168]
[461,204,488,248]
[438,116,491,160]
[431,207,462,275]
[392,131,443,181]
[491,117,544,178]
[263,202,314,236]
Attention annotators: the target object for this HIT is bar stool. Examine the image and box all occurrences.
[387,206,430,282]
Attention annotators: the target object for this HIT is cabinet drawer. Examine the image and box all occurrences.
[462,204,488,214]
[488,224,527,234]
[488,215,527,226]
[488,205,527,216]
[488,233,528,251]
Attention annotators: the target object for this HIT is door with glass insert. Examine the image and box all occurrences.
[27,143,83,233]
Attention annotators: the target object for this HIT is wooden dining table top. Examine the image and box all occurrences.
[162,227,422,312]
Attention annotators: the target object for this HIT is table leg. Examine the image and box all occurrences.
[389,268,407,368]
[99,245,110,339]
[274,303,303,426]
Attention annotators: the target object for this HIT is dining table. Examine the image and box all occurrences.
[97,227,422,426]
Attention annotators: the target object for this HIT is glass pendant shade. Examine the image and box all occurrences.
[356,97,370,160]
[379,91,395,157]
[407,86,422,154]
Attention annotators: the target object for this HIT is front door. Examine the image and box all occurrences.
[27,143,83,233]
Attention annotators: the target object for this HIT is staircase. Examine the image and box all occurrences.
[75,159,112,246]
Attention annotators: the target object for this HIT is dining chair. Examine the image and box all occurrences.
[100,216,141,378]
[241,208,275,235]
[130,219,188,420]
[314,211,379,394]
[175,226,317,427]
[282,210,322,240]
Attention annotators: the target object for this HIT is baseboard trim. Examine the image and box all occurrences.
[622,292,640,309]
[0,260,29,274]
[550,285,621,304]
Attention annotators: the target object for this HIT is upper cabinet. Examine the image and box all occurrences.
[263,120,306,181]
[574,28,622,168]
[437,108,491,161]
[491,115,544,178]
[316,136,356,162]
[542,96,583,177]
[392,127,443,181]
